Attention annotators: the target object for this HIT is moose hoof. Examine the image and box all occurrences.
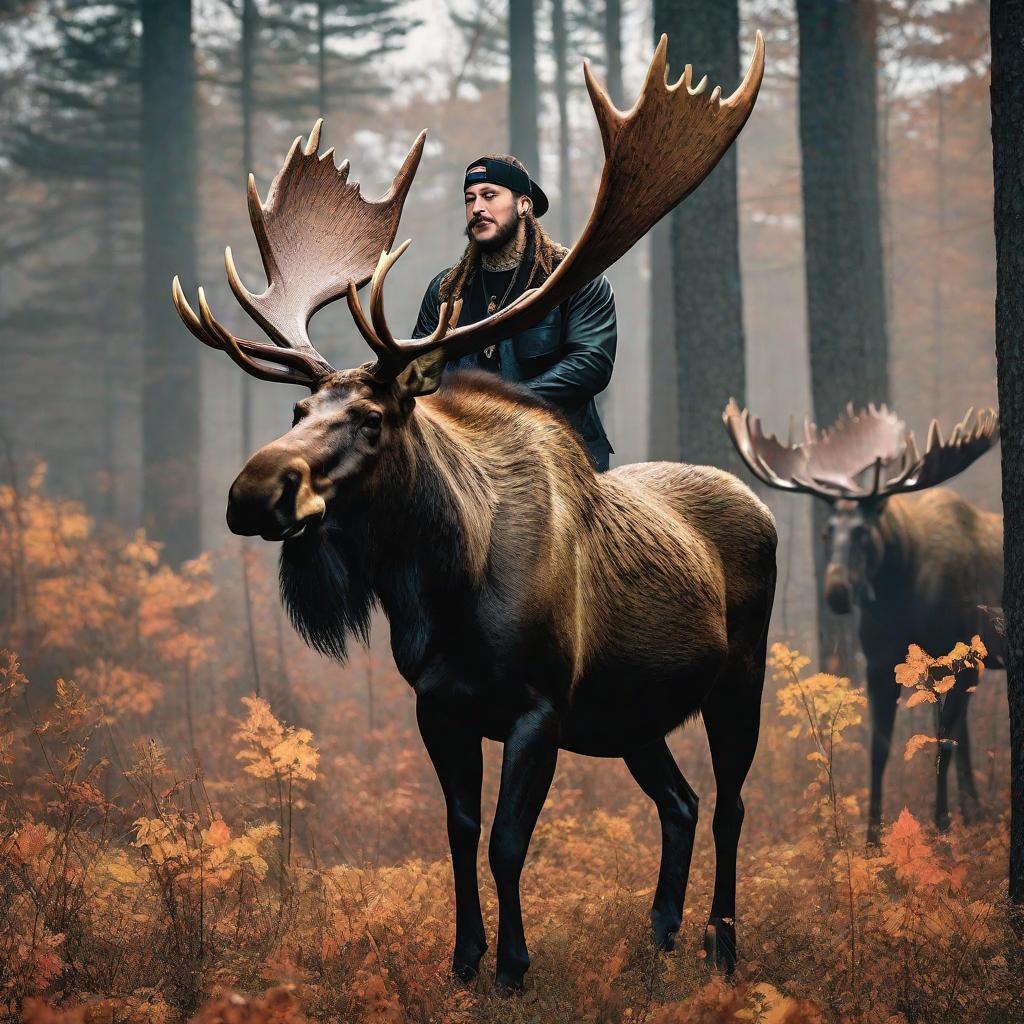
[651,914,679,952]
[452,942,487,983]
[493,971,526,995]
[703,919,737,975]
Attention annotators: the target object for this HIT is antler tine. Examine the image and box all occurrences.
[172,276,331,387]
[722,399,845,501]
[196,286,317,387]
[172,276,225,351]
[874,407,999,497]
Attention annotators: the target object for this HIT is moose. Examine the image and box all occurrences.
[724,400,1003,845]
[172,37,772,988]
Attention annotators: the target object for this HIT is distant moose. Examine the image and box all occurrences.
[724,400,1003,845]
[172,37,771,987]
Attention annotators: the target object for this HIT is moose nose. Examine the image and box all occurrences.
[824,563,853,615]
[226,454,326,540]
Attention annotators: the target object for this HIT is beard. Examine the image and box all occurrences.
[466,209,520,252]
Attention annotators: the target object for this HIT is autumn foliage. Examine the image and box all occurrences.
[0,476,1020,1022]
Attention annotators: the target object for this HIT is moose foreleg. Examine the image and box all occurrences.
[952,670,981,822]
[936,681,974,831]
[416,697,486,981]
[625,739,699,951]
[867,665,899,846]
[489,699,560,991]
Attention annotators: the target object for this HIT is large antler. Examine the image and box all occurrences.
[172,120,426,388]
[349,32,766,380]
[724,399,1000,501]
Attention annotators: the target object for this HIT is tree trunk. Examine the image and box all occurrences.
[604,0,624,107]
[552,0,571,243]
[990,0,1024,920]
[658,0,746,471]
[140,0,199,564]
[648,2,680,462]
[797,0,888,673]
[508,0,539,176]
[241,0,257,458]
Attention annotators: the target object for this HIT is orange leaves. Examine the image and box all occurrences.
[235,696,319,784]
[895,637,987,763]
[895,637,987,694]
[903,734,938,762]
[903,689,935,709]
[187,987,308,1024]
[883,808,957,889]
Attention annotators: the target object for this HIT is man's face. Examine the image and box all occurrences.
[464,168,524,252]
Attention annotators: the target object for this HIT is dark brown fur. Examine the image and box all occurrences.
[236,367,777,983]
[824,490,1003,843]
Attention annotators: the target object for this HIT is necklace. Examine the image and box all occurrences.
[482,262,520,316]
[480,261,521,360]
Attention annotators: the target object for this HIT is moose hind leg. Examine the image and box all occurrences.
[489,698,560,991]
[416,696,487,981]
[700,659,763,975]
[624,739,698,951]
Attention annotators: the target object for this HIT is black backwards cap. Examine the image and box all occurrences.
[463,156,549,217]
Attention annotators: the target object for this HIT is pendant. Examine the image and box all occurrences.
[484,345,495,359]
[487,298,497,315]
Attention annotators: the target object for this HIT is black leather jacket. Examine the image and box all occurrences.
[412,268,617,470]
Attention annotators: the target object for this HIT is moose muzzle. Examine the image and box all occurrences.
[824,563,853,615]
[226,452,326,541]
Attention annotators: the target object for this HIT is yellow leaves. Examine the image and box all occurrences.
[132,813,279,885]
[904,734,938,762]
[235,696,319,783]
[776,670,866,745]
[74,661,164,719]
[0,649,29,697]
[768,642,811,680]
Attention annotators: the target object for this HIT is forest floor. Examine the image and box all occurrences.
[1,474,1021,1023]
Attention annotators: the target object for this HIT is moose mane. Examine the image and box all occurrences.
[278,369,595,665]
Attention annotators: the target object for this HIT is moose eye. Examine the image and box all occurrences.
[363,411,382,433]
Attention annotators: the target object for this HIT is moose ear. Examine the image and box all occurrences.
[397,347,447,398]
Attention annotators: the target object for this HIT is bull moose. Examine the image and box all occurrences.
[724,400,1002,845]
[172,37,772,988]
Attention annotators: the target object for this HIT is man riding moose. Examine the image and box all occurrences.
[172,34,769,990]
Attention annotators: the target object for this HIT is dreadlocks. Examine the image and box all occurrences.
[439,153,568,306]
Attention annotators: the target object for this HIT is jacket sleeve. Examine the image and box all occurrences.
[411,271,447,339]
[522,275,617,412]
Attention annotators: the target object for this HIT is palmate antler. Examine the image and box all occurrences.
[723,399,1000,501]
[172,34,765,389]
[172,121,426,387]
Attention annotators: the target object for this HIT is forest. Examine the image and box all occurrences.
[1,0,1022,1021]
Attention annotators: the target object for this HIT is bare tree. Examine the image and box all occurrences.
[140,0,199,563]
[509,0,539,174]
[797,0,889,671]
[656,0,746,471]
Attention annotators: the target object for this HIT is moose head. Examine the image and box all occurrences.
[172,34,765,542]
[723,400,999,613]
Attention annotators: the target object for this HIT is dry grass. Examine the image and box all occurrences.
[1,470,1020,1023]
